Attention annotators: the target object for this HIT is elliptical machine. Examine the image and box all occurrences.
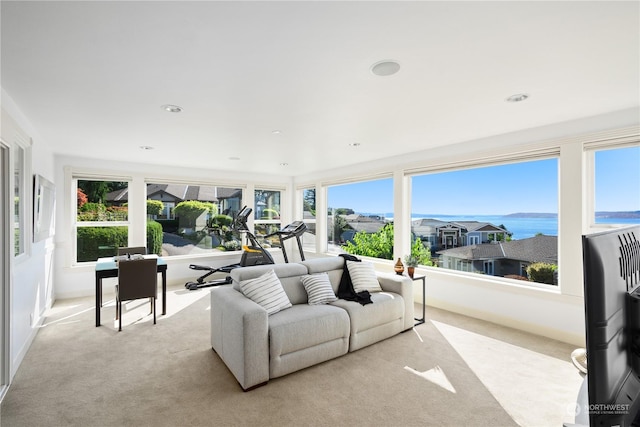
[184,206,274,290]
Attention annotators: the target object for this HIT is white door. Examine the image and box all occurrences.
[0,140,10,399]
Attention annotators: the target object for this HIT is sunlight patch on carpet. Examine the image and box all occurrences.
[404,365,456,393]
[432,320,583,427]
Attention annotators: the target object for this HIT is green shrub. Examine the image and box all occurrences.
[344,223,394,260]
[208,214,233,228]
[77,226,128,262]
[174,201,216,227]
[526,262,558,285]
[146,220,163,255]
[147,200,164,216]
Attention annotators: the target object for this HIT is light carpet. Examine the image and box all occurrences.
[1,284,583,426]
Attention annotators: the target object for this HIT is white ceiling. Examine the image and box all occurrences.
[2,1,639,177]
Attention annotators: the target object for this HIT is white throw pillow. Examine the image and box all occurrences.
[239,269,292,315]
[347,260,382,293]
[301,273,337,305]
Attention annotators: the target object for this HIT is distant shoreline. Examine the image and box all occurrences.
[368,211,640,219]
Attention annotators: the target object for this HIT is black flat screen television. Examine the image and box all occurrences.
[582,225,640,426]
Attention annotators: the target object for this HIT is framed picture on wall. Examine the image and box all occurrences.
[33,174,55,242]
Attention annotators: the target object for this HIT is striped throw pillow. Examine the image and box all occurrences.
[301,273,338,305]
[239,269,292,315]
[346,261,382,293]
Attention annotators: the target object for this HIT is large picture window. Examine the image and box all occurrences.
[254,189,281,247]
[593,145,640,226]
[75,179,130,262]
[300,188,316,252]
[145,183,243,256]
[411,159,559,286]
[327,178,393,260]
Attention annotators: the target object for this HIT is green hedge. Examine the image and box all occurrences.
[77,221,163,262]
[147,220,163,255]
[77,226,128,262]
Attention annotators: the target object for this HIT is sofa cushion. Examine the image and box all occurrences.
[239,269,291,315]
[268,304,350,377]
[346,260,382,293]
[301,257,344,292]
[301,273,338,305]
[231,263,309,304]
[331,291,404,350]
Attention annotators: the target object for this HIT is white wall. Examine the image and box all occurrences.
[1,90,56,378]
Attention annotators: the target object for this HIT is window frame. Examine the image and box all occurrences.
[325,175,395,260]
[12,135,32,262]
[144,179,245,257]
[406,154,560,288]
[254,187,283,246]
[72,175,131,265]
[298,186,317,253]
[585,141,640,230]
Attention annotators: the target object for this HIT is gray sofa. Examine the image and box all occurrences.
[210,256,414,390]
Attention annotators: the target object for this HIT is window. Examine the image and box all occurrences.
[146,183,243,255]
[593,145,640,226]
[300,188,316,252]
[13,145,24,256]
[75,179,130,262]
[327,178,393,260]
[411,158,559,286]
[254,189,281,247]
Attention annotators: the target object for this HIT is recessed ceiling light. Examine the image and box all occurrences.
[349,143,361,147]
[272,130,282,135]
[228,156,240,161]
[279,162,289,166]
[371,60,401,77]
[506,93,530,103]
[139,145,154,150]
[161,104,183,113]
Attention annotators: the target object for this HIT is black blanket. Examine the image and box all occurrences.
[338,254,372,305]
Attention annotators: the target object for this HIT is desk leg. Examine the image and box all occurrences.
[95,275,102,327]
[414,277,426,326]
[162,270,167,315]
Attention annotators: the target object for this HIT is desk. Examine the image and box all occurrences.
[411,275,426,326]
[95,255,167,327]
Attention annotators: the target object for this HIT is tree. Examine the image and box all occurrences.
[146,200,164,216]
[77,188,88,208]
[410,238,433,266]
[79,181,110,203]
[344,223,394,260]
[303,189,316,216]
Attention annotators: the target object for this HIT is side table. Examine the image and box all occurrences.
[411,275,426,326]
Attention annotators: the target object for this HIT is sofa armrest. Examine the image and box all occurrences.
[210,285,269,390]
[377,273,415,331]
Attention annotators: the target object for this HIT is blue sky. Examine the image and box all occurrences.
[328,147,640,215]
[595,146,640,212]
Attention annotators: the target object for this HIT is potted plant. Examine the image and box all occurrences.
[404,255,419,278]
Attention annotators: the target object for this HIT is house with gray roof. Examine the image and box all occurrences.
[411,218,511,251]
[436,234,558,283]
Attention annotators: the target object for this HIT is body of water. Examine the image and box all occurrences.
[409,214,639,240]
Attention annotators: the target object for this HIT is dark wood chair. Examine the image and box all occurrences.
[115,258,157,331]
[117,246,147,256]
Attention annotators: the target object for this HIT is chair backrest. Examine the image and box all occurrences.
[118,258,157,301]
[118,246,147,256]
